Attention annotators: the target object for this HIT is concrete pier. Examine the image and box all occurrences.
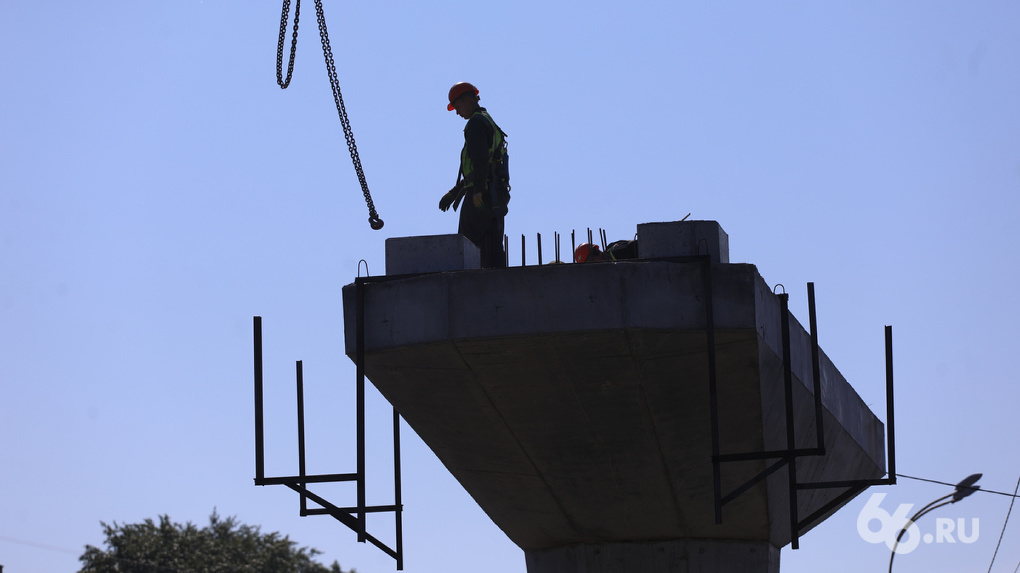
[342,221,886,572]
[526,539,779,573]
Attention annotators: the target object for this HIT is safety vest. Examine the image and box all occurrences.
[459,110,510,210]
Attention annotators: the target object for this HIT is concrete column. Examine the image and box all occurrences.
[524,539,779,573]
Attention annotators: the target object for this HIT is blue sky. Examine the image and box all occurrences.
[2,1,1019,571]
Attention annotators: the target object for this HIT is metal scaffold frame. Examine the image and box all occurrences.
[706,274,897,549]
[253,315,404,570]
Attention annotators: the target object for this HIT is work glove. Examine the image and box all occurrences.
[438,191,454,212]
[439,187,459,212]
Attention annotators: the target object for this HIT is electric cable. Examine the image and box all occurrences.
[0,534,78,554]
[988,474,1020,573]
[0,535,183,572]
[898,473,1020,499]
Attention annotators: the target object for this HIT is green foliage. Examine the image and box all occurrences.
[78,510,354,573]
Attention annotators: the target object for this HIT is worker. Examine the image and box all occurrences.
[574,240,639,263]
[439,82,510,269]
[574,243,606,263]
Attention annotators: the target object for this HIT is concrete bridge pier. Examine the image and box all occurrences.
[525,539,779,573]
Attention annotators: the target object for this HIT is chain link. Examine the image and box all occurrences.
[276,0,299,89]
[274,0,384,230]
[314,0,383,229]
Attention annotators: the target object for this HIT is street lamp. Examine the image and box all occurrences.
[888,473,982,572]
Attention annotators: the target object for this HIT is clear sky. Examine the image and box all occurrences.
[2,1,1019,572]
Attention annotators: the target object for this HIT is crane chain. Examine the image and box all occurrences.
[275,0,384,230]
[276,0,299,88]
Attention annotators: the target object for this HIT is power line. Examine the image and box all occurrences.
[0,535,182,571]
[988,474,1020,573]
[897,473,1020,499]
[0,534,79,555]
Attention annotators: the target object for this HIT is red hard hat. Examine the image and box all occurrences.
[447,82,479,111]
[574,243,601,263]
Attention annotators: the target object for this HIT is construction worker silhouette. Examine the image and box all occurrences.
[439,82,510,269]
[574,240,639,263]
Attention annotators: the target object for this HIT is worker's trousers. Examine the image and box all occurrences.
[459,204,506,269]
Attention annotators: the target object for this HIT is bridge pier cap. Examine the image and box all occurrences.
[353,218,885,573]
